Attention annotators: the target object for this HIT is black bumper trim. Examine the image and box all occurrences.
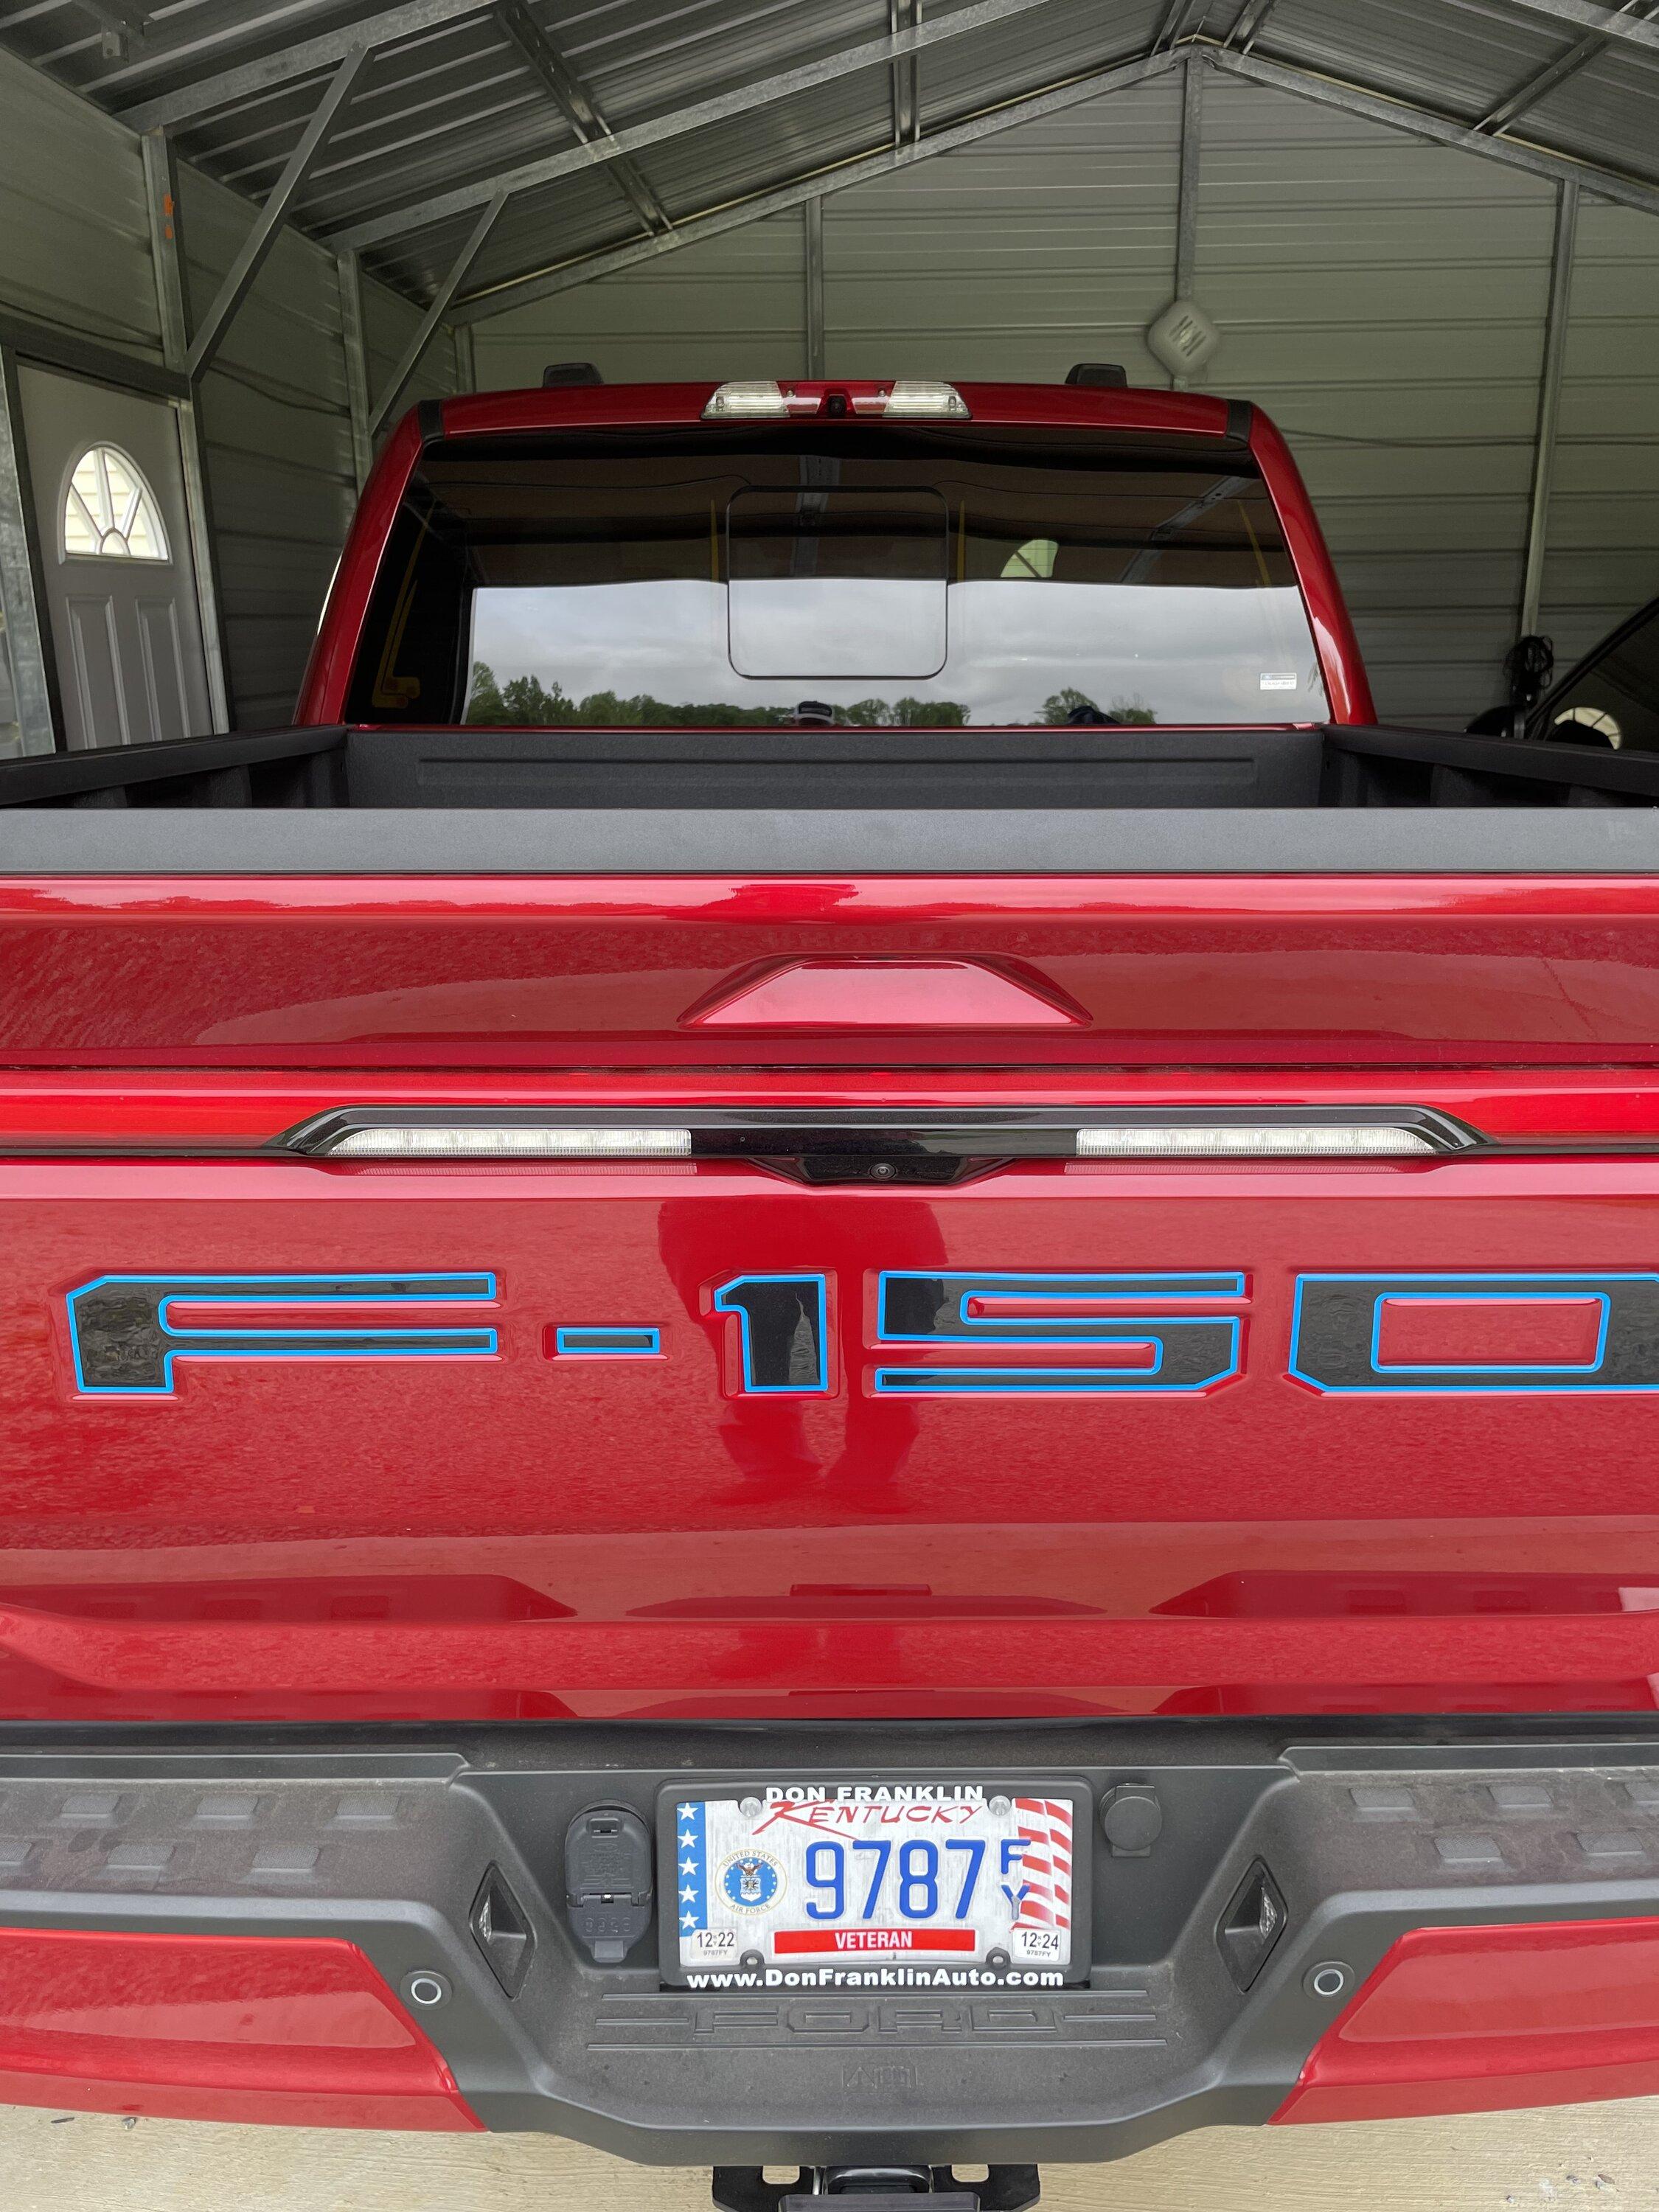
[0,1721,1657,2160]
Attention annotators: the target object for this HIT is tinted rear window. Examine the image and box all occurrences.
[348,424,1329,728]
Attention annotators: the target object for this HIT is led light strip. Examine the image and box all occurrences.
[1074,1124,1437,1158]
[324,1126,693,1158]
[301,1114,1455,1162]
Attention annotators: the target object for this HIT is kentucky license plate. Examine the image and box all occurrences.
[660,1778,1088,1989]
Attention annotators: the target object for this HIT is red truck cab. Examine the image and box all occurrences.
[2,376,1659,2177]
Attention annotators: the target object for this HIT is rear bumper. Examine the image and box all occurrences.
[4,1719,1659,2157]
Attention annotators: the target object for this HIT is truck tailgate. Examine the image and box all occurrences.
[7,865,1659,1724]
[7,1139,1659,1722]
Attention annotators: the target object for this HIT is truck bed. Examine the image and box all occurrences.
[3,721,1659,883]
[1,719,1657,817]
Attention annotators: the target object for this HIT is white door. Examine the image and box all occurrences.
[19,366,213,750]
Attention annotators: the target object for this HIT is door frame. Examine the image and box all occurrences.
[0,242,232,756]
[0,335,63,757]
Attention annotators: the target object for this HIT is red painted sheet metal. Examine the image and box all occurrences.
[295,407,423,730]
[6,874,1659,1068]
[1275,1921,1659,2124]
[0,1928,479,2129]
[682,957,1089,1029]
[1,1068,1659,1150]
[2,1607,1659,1703]
[6,1152,1659,1721]
[437,383,1251,441]
[1247,406,1374,723]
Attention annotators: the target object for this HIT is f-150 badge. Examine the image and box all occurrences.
[63,1268,1659,1398]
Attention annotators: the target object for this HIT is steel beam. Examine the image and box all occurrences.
[1210,44,1659,219]
[890,0,921,145]
[0,307,184,400]
[143,128,232,731]
[0,346,62,756]
[337,250,375,489]
[804,200,827,378]
[80,0,148,62]
[1480,0,1659,52]
[1167,49,1205,391]
[332,0,1068,251]
[1478,1,1659,133]
[115,0,490,131]
[1154,0,1204,52]
[1520,179,1580,637]
[1479,29,1618,132]
[1173,49,1203,300]
[1226,0,1281,49]
[185,48,372,380]
[451,321,477,393]
[452,46,1181,322]
[494,0,672,235]
[142,128,189,367]
[370,191,506,434]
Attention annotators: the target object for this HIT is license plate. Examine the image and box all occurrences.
[658,1778,1088,1989]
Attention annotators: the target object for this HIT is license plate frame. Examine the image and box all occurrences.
[655,1773,1092,1989]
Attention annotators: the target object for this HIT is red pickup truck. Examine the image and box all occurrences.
[4,373,1659,2193]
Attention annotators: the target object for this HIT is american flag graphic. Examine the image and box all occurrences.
[1011,1796,1072,1933]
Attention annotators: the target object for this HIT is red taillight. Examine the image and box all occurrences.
[1276,1919,1659,2124]
[0,1928,480,2129]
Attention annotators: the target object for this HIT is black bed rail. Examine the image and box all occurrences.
[0,721,1654,813]
[1324,725,1659,808]
[0,727,347,810]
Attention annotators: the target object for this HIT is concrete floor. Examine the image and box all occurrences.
[2,2099,1652,2212]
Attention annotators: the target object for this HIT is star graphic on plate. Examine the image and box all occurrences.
[681,1911,698,1931]
[676,1803,697,1820]
[678,1829,697,1849]
[680,1857,698,1875]
[680,1884,698,1903]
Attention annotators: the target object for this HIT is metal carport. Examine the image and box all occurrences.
[1,0,1657,743]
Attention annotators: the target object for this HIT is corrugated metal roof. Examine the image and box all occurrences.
[0,0,1655,319]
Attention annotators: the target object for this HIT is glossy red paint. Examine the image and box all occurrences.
[294,408,423,728]
[0,1927,479,2128]
[10,872,1659,1068]
[682,956,1088,1029]
[442,381,1251,441]
[293,381,1371,728]
[7,1151,1659,1721]
[1275,1921,1659,2123]
[1247,406,1375,724]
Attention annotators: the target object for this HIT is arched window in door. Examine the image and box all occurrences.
[61,445,170,562]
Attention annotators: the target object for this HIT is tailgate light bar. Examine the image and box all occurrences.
[323,1125,693,1160]
[1077,1124,1438,1158]
[285,1106,1476,1180]
[702,378,970,420]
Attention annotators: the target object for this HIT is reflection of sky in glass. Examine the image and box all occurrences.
[472,580,1327,724]
[729,578,948,678]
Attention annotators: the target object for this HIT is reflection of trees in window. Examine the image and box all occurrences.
[62,446,169,561]
[1037,688,1157,726]
[466,664,1165,731]
[465,664,967,728]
